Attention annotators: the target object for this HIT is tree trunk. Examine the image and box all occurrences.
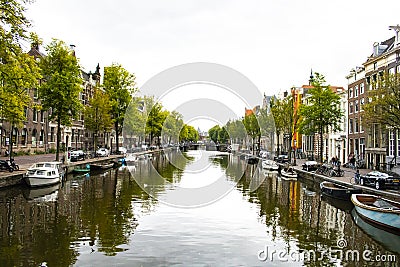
[8,124,13,161]
[319,128,323,163]
[56,117,61,161]
[115,121,119,153]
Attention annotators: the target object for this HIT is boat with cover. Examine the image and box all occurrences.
[280,166,298,180]
[262,159,279,171]
[320,181,362,200]
[351,194,400,232]
[24,162,65,187]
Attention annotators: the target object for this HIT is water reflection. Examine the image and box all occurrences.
[0,151,398,266]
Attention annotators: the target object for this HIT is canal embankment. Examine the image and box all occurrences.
[0,149,168,188]
[237,152,400,201]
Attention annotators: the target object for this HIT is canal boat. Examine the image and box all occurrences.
[261,159,279,171]
[245,154,259,164]
[351,209,400,251]
[72,164,91,174]
[320,181,362,200]
[24,162,65,187]
[89,162,114,172]
[351,194,400,232]
[280,166,297,180]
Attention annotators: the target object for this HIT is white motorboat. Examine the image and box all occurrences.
[24,162,65,187]
[262,159,279,171]
[280,166,298,180]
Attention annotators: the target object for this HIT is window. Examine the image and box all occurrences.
[349,119,353,133]
[389,67,395,75]
[33,88,38,99]
[360,117,363,132]
[360,83,364,94]
[389,130,395,156]
[355,119,359,133]
[354,85,359,97]
[349,102,354,114]
[349,88,353,98]
[33,108,37,122]
[50,127,55,142]
[41,110,45,123]
[21,129,27,146]
[355,100,359,113]
[360,98,365,111]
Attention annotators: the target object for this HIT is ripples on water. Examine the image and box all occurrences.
[0,150,399,266]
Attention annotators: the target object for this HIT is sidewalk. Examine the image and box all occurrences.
[290,158,400,201]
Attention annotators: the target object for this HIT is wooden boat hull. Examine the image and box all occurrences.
[90,162,114,171]
[25,176,60,187]
[351,194,400,231]
[320,181,362,200]
[280,168,297,180]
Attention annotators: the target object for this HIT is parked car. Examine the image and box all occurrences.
[96,148,110,157]
[302,161,320,171]
[274,154,289,163]
[118,147,127,155]
[70,150,85,162]
[359,171,400,190]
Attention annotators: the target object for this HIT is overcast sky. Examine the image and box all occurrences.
[25,0,400,130]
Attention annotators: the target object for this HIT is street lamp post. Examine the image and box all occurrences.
[293,139,297,166]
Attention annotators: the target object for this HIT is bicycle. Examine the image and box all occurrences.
[350,171,360,184]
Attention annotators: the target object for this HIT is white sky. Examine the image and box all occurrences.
[25,0,400,130]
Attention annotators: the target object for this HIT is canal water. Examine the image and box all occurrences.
[0,150,399,266]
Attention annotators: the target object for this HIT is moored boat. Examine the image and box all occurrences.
[89,162,114,172]
[262,159,279,171]
[24,162,65,187]
[72,164,91,174]
[351,194,400,232]
[280,166,298,180]
[320,181,362,200]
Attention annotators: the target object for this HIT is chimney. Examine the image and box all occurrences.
[70,44,76,57]
[389,24,400,46]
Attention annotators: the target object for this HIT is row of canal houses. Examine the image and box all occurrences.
[0,44,110,156]
[272,25,400,171]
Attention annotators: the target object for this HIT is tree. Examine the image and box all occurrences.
[123,97,147,147]
[84,88,113,150]
[243,113,261,155]
[39,39,83,161]
[0,0,41,158]
[145,101,168,145]
[270,97,285,155]
[179,124,199,142]
[103,63,137,153]
[208,125,221,144]
[363,72,400,130]
[298,72,343,163]
[162,110,183,144]
[225,119,246,145]
[257,106,275,153]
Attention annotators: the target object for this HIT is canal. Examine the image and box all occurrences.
[0,150,399,266]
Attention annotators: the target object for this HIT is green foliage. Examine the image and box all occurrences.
[145,101,168,144]
[179,124,199,142]
[208,125,221,143]
[163,110,184,144]
[39,39,83,160]
[103,63,137,148]
[225,119,246,144]
[363,72,400,130]
[84,88,113,148]
[298,72,343,162]
[124,97,147,140]
[243,113,260,140]
[0,0,41,128]
[208,124,230,144]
